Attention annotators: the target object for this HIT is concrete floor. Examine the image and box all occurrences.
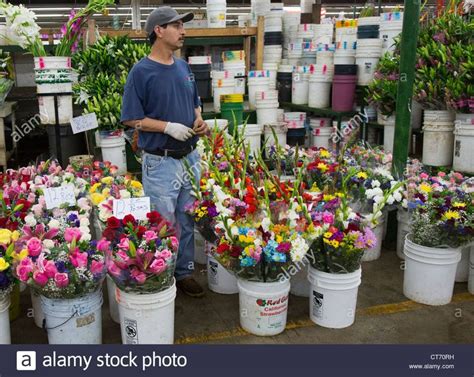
[10,245,474,344]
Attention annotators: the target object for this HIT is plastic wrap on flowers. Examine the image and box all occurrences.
[103,212,179,294]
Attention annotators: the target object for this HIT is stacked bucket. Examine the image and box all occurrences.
[207,0,226,28]
[256,89,279,126]
[380,12,403,55]
[308,48,334,108]
[355,16,382,85]
[248,70,271,110]
[282,11,300,59]
[283,112,306,146]
[211,70,235,112]
[309,117,333,149]
[276,63,294,103]
[189,56,212,101]
[222,50,246,95]
[291,66,311,105]
[220,94,244,134]
[251,0,271,26]
[264,7,283,65]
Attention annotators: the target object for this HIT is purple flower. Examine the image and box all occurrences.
[55,261,66,273]
[364,227,377,248]
[433,32,446,44]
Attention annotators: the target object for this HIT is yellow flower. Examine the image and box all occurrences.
[323,194,335,202]
[11,230,20,242]
[330,240,340,248]
[239,235,254,244]
[356,172,368,179]
[310,183,320,192]
[0,229,12,245]
[89,183,101,193]
[0,258,9,272]
[276,235,283,243]
[317,162,329,172]
[102,188,111,197]
[101,177,114,185]
[13,249,28,262]
[323,232,332,239]
[130,180,142,189]
[442,210,460,221]
[452,202,466,208]
[419,183,432,193]
[319,149,330,158]
[91,193,106,206]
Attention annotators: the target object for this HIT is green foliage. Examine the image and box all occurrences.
[73,36,150,131]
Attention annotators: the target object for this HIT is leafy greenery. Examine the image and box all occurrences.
[73,36,150,131]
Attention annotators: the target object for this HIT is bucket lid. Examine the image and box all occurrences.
[221,94,244,103]
[334,64,358,75]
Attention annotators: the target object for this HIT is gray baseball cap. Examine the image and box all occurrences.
[145,6,194,35]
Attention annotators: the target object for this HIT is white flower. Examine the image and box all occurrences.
[81,232,91,242]
[230,226,239,237]
[393,191,402,202]
[366,187,383,200]
[119,189,131,199]
[387,195,395,205]
[79,217,90,227]
[261,217,271,233]
[42,239,54,250]
[24,214,37,227]
[290,236,309,262]
[371,180,381,188]
[77,197,91,211]
[48,219,60,229]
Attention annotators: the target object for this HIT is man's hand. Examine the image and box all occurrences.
[164,122,195,141]
[193,117,209,136]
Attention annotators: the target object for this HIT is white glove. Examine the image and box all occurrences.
[164,122,195,142]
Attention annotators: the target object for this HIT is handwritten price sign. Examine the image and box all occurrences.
[44,185,76,209]
[70,113,99,134]
[113,197,151,220]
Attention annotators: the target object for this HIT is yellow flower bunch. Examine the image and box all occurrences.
[239,234,255,244]
[356,172,368,179]
[0,257,9,271]
[196,206,208,219]
[442,210,460,221]
[317,162,329,172]
[419,183,432,194]
[319,149,330,158]
[91,193,106,206]
[0,229,19,245]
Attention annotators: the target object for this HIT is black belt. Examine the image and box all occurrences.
[145,145,195,159]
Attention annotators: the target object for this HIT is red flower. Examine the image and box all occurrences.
[230,245,242,258]
[146,211,161,224]
[107,217,121,229]
[102,227,116,241]
[16,199,31,212]
[136,225,147,238]
[216,243,230,255]
[122,214,136,226]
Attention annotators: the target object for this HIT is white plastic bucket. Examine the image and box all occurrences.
[383,115,396,153]
[308,267,362,329]
[291,73,309,105]
[34,56,73,125]
[290,263,310,297]
[263,123,287,150]
[212,78,236,112]
[396,208,411,260]
[422,123,454,166]
[424,110,455,123]
[355,54,380,85]
[248,77,271,110]
[106,275,120,323]
[239,124,263,155]
[30,289,45,328]
[311,126,333,149]
[237,278,290,336]
[455,246,470,283]
[403,235,461,305]
[207,2,226,28]
[316,50,334,66]
[469,247,474,295]
[0,294,11,344]
[308,75,332,108]
[207,255,239,294]
[100,134,127,175]
[380,20,403,55]
[189,56,212,65]
[256,100,279,125]
[453,124,474,174]
[41,289,103,344]
[194,228,208,265]
[334,49,356,65]
[357,16,380,26]
[116,280,176,344]
[205,119,228,133]
[361,220,384,262]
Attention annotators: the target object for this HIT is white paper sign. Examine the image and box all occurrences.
[44,184,76,209]
[70,113,99,134]
[113,197,151,220]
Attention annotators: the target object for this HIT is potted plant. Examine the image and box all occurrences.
[103,211,179,344]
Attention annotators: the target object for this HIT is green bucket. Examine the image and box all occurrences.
[220,102,244,135]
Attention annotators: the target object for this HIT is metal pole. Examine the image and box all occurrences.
[392,0,421,179]
[53,95,62,167]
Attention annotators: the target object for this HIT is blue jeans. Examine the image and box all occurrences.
[142,150,200,281]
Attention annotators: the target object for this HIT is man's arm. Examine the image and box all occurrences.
[193,107,209,136]
[123,117,167,133]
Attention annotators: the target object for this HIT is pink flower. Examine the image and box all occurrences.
[107,260,122,278]
[420,173,429,180]
[27,237,43,257]
[149,258,166,274]
[322,211,334,225]
[32,204,43,217]
[130,268,147,284]
[44,260,58,279]
[64,227,82,243]
[170,236,179,251]
[54,273,69,288]
[16,259,34,281]
[90,260,105,276]
[97,239,110,252]
[156,249,172,260]
[438,172,446,178]
[70,250,88,268]
[33,271,48,286]
[144,231,158,242]
[117,237,129,251]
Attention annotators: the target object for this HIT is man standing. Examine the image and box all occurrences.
[121,6,208,297]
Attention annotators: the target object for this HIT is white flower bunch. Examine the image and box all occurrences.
[290,235,309,262]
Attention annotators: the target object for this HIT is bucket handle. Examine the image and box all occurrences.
[42,309,78,332]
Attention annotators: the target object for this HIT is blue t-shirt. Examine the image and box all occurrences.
[121,57,200,151]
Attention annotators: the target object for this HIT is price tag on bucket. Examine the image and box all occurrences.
[44,184,76,209]
[113,197,151,220]
[70,113,99,134]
